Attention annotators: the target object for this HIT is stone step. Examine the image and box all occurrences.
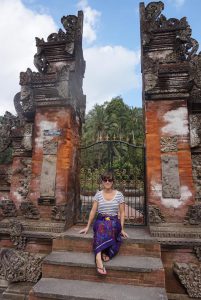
[42,251,165,287]
[53,226,161,258]
[29,278,168,300]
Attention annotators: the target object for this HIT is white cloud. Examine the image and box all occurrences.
[0,0,57,116]
[83,46,141,111]
[77,0,101,43]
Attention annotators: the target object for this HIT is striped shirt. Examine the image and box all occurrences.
[93,190,125,216]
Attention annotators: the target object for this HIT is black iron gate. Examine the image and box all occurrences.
[79,140,146,226]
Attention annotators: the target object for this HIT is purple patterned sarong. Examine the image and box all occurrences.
[93,213,122,259]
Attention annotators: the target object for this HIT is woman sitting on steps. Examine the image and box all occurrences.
[79,171,128,275]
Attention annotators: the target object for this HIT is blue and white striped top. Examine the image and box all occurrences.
[93,190,125,216]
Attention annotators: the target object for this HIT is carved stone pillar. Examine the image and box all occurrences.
[140,2,195,225]
[20,11,86,225]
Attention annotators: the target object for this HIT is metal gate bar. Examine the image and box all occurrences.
[79,140,146,226]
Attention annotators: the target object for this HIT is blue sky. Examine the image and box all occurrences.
[0,0,201,115]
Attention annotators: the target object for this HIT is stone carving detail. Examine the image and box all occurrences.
[184,204,201,225]
[189,115,201,148]
[160,136,178,152]
[20,201,40,219]
[0,165,12,191]
[149,205,165,224]
[52,205,67,221]
[13,158,32,201]
[9,220,26,250]
[194,246,201,261]
[192,154,201,201]
[34,40,49,74]
[22,123,33,151]
[143,1,198,61]
[0,111,21,153]
[173,262,201,298]
[0,248,42,282]
[161,155,181,198]
[43,140,58,155]
[0,199,17,217]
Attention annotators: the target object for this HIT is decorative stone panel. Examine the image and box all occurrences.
[194,246,201,261]
[161,155,181,198]
[173,262,201,298]
[20,201,40,219]
[149,205,165,224]
[0,248,42,282]
[52,204,67,221]
[0,199,17,217]
[160,136,178,152]
[192,154,201,201]
[184,204,201,225]
[9,220,26,250]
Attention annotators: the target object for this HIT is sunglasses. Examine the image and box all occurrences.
[102,178,113,182]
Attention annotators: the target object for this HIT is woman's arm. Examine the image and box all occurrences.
[119,203,128,238]
[79,201,98,234]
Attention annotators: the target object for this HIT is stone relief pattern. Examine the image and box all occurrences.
[161,155,181,198]
[43,140,58,155]
[0,200,17,217]
[142,1,201,106]
[184,204,201,225]
[194,246,201,262]
[0,111,21,152]
[190,114,201,148]
[144,1,198,62]
[173,262,201,298]
[189,54,201,107]
[0,248,42,282]
[9,220,26,250]
[13,158,32,201]
[192,154,201,201]
[0,165,12,191]
[20,201,40,219]
[52,205,67,221]
[22,123,33,151]
[149,205,165,224]
[34,15,79,73]
[160,136,178,152]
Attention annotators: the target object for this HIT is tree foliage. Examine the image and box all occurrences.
[81,96,144,146]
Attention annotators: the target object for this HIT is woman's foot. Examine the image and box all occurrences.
[95,253,107,275]
[102,253,110,262]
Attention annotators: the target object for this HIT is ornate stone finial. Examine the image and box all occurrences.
[145,1,164,22]
[173,262,201,298]
[0,248,42,282]
[149,205,165,224]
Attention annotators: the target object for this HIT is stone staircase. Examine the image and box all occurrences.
[29,226,168,300]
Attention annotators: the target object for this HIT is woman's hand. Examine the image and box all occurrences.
[79,226,89,234]
[121,229,128,238]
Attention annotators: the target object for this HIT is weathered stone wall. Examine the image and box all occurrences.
[29,107,80,220]
[146,100,194,222]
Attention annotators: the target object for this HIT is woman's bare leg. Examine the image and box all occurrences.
[95,252,107,275]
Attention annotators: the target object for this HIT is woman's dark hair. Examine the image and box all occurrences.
[101,171,114,181]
